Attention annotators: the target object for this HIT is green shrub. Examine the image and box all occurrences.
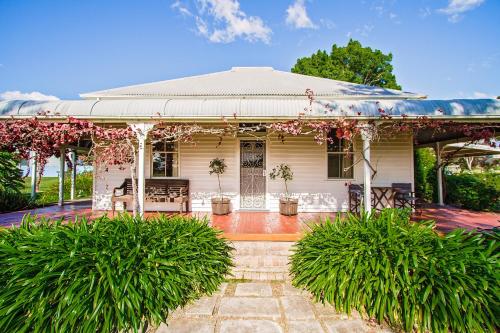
[32,171,93,206]
[290,209,499,333]
[0,151,24,193]
[0,190,32,212]
[0,214,233,333]
[414,148,437,203]
[445,172,500,211]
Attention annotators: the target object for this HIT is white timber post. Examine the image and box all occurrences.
[435,142,444,206]
[361,126,372,213]
[58,147,66,206]
[70,150,77,201]
[30,151,37,199]
[131,123,155,216]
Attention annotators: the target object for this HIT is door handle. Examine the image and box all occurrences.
[262,169,266,177]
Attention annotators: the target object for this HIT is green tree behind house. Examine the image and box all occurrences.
[291,39,401,90]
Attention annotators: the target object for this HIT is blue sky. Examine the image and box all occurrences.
[0,0,498,100]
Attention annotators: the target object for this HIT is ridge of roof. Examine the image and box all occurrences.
[80,67,426,100]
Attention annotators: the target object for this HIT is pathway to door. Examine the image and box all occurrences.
[156,281,393,333]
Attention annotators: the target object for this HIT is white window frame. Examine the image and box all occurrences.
[150,140,180,178]
[326,135,355,180]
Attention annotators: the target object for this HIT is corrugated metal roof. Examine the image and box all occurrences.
[442,143,500,157]
[80,67,425,100]
[1,98,498,120]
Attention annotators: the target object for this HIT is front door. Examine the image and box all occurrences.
[240,140,266,209]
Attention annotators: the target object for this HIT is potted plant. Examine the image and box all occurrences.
[269,163,298,216]
[209,157,231,215]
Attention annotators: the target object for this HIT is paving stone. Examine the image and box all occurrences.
[235,282,273,297]
[312,302,340,318]
[280,296,315,320]
[218,297,281,318]
[287,320,325,333]
[219,319,283,333]
[282,283,310,296]
[323,319,369,333]
[214,282,228,296]
[156,318,215,333]
[183,296,218,316]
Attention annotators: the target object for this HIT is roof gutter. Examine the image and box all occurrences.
[1,115,498,123]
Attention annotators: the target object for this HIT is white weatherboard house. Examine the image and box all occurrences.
[1,67,499,214]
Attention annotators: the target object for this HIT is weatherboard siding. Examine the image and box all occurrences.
[92,133,413,212]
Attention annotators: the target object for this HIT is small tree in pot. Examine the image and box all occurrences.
[269,163,298,216]
[209,158,231,215]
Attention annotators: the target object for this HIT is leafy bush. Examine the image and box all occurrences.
[33,171,93,206]
[445,172,500,211]
[0,190,32,212]
[0,151,24,193]
[0,214,233,333]
[290,209,499,332]
[0,151,33,211]
[414,148,437,203]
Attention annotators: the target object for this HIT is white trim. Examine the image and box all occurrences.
[29,151,37,199]
[436,142,444,206]
[149,140,181,179]
[58,147,65,206]
[325,135,355,181]
[361,128,372,212]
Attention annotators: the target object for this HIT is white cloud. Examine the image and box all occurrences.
[355,24,374,37]
[472,91,494,98]
[456,91,496,99]
[438,0,485,23]
[193,0,271,43]
[0,91,59,101]
[195,16,209,36]
[286,0,317,29]
[171,0,192,16]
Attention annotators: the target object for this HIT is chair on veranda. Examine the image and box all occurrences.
[348,184,364,213]
[392,183,422,214]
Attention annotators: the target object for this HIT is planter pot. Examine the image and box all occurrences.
[279,198,298,216]
[211,197,231,215]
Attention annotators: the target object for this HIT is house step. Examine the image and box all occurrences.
[229,241,295,281]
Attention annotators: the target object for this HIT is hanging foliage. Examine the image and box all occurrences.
[0,92,497,215]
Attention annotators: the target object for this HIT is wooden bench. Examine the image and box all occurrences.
[111,178,189,215]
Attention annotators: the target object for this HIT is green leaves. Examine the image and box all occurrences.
[0,213,233,333]
[445,172,500,211]
[290,209,499,333]
[291,39,402,90]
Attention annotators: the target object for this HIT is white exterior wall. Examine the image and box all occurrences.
[92,163,130,211]
[93,133,414,212]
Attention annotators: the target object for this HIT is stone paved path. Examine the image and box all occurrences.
[156,281,393,333]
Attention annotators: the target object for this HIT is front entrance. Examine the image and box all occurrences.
[240,140,266,209]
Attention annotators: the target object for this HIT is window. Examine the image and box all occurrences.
[327,132,354,179]
[151,140,179,177]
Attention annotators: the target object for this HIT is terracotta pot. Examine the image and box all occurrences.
[211,197,231,215]
[279,198,298,216]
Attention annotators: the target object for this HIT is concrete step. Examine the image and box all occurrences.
[230,241,294,281]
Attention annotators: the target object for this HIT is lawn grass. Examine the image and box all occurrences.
[22,177,59,195]
[21,173,92,205]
